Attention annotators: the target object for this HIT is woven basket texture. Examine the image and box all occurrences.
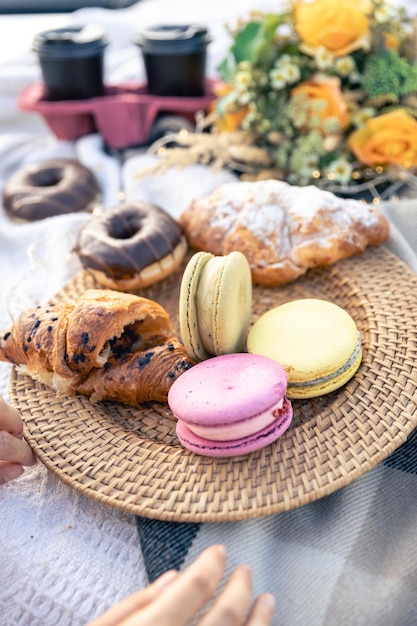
[10,246,417,522]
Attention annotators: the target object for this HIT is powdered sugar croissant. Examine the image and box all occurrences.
[0,288,195,405]
[179,179,390,286]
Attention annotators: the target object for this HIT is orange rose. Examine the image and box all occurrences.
[384,32,399,52]
[212,84,248,132]
[294,0,370,57]
[348,109,417,168]
[291,77,350,132]
[215,107,248,132]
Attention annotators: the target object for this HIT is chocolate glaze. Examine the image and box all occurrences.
[75,201,184,278]
[2,158,100,221]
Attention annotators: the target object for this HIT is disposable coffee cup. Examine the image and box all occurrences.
[134,24,211,97]
[33,25,108,101]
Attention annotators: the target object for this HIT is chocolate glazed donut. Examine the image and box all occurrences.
[2,158,100,222]
[75,201,188,291]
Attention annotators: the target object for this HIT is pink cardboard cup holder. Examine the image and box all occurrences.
[18,79,219,150]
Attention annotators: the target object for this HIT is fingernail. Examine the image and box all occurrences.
[213,544,227,558]
[261,593,276,610]
[152,569,178,589]
[3,465,24,482]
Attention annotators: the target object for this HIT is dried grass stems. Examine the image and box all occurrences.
[135,123,279,180]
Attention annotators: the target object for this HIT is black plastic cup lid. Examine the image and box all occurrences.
[134,24,211,54]
[33,25,108,59]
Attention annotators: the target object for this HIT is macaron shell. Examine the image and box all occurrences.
[287,346,363,399]
[195,255,224,355]
[247,299,360,386]
[167,353,288,425]
[179,251,213,361]
[194,251,252,356]
[211,250,252,355]
[176,397,293,457]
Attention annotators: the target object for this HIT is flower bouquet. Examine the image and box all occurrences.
[150,0,417,200]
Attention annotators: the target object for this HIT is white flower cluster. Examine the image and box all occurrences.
[270,55,301,89]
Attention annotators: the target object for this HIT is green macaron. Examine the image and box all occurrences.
[179,251,252,361]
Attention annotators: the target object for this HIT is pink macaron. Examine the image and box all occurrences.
[167,353,293,457]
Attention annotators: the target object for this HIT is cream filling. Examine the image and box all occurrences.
[289,333,362,387]
[16,364,72,394]
[96,334,143,368]
[186,397,284,441]
[96,343,111,367]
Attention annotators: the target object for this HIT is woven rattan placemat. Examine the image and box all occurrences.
[10,245,417,522]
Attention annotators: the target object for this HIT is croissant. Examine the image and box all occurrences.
[179,179,390,286]
[76,337,193,404]
[0,288,195,405]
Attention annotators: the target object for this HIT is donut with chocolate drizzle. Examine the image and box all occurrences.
[75,201,188,291]
[2,158,100,222]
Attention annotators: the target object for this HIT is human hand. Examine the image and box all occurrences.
[88,544,275,626]
[0,396,36,484]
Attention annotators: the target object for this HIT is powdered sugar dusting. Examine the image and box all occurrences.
[180,179,390,285]
[203,180,374,233]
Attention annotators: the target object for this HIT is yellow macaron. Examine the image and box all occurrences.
[179,250,252,361]
[247,298,362,399]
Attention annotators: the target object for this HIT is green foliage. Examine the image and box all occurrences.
[363,51,417,100]
[218,13,287,81]
[215,89,238,119]
[318,151,340,169]
[211,0,417,187]
[217,56,234,84]
[232,14,285,64]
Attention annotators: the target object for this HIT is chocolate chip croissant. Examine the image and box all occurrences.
[179,179,390,286]
[0,288,195,405]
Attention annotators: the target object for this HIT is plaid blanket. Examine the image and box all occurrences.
[134,198,417,626]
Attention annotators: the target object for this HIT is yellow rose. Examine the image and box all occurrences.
[294,0,370,57]
[348,109,417,168]
[291,77,350,132]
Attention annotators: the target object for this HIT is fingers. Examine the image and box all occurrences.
[199,565,275,626]
[198,563,254,626]
[0,396,24,437]
[126,544,228,626]
[87,544,276,626]
[245,593,276,626]
[87,570,179,626]
[0,462,24,485]
[0,397,36,470]
[0,429,36,466]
